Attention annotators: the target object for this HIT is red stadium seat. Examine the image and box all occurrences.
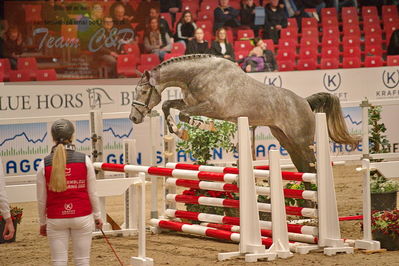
[363,24,382,36]
[301,18,318,29]
[387,55,399,66]
[300,38,319,49]
[280,28,298,41]
[364,34,383,47]
[137,64,156,72]
[364,45,383,57]
[117,55,138,77]
[301,28,319,39]
[9,70,31,82]
[343,46,361,58]
[277,60,295,71]
[342,7,358,18]
[196,20,213,32]
[276,48,297,62]
[342,35,361,48]
[182,2,199,13]
[364,56,384,67]
[342,57,361,68]
[383,15,399,27]
[296,58,318,70]
[384,21,399,41]
[200,1,218,12]
[172,42,186,55]
[164,53,182,61]
[263,39,275,51]
[123,43,141,56]
[322,17,339,28]
[321,36,340,47]
[341,15,360,28]
[140,54,161,66]
[278,38,297,49]
[362,6,378,18]
[299,47,318,60]
[322,26,340,39]
[342,25,361,37]
[36,69,57,81]
[0,71,3,82]
[321,8,337,18]
[235,50,248,64]
[237,29,254,40]
[61,25,78,40]
[382,5,399,18]
[321,46,340,59]
[362,16,380,27]
[17,57,38,70]
[320,58,339,69]
[0,59,11,80]
[234,40,253,52]
[23,4,42,23]
[197,11,214,22]
[287,18,298,29]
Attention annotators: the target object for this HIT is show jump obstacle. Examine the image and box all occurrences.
[94,114,356,262]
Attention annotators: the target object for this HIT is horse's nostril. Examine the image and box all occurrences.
[132,116,137,123]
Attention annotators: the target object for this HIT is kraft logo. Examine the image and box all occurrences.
[382,70,399,89]
[323,73,341,92]
[87,88,114,108]
[64,203,73,211]
[263,75,282,88]
[65,168,71,177]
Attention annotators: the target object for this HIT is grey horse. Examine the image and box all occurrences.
[129,54,359,173]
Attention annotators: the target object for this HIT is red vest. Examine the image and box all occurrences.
[44,149,92,219]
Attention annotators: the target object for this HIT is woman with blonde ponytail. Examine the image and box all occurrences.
[36,119,103,266]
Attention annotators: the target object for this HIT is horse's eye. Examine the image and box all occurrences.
[141,90,148,95]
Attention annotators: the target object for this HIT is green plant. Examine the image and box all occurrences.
[0,206,23,224]
[176,117,237,165]
[371,210,399,238]
[368,105,399,193]
[285,181,317,207]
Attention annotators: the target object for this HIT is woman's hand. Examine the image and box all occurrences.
[3,218,15,240]
[40,224,47,236]
[95,218,103,230]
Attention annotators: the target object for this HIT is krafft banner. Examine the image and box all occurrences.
[1,67,399,175]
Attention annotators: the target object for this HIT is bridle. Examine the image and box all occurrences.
[131,75,160,119]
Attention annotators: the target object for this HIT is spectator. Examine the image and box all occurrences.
[240,0,256,28]
[174,10,197,45]
[112,4,136,43]
[144,17,173,61]
[211,27,235,61]
[0,157,15,242]
[41,0,68,32]
[79,4,104,51]
[185,28,210,54]
[263,0,287,44]
[110,0,136,22]
[94,17,120,78]
[241,38,277,72]
[136,0,160,23]
[214,0,241,33]
[3,26,24,69]
[296,0,326,15]
[36,119,102,266]
[387,29,399,56]
[136,7,171,36]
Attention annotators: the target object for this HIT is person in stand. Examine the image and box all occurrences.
[144,17,173,61]
[263,0,287,44]
[3,26,24,69]
[110,0,136,22]
[174,10,197,46]
[0,157,15,242]
[214,0,241,32]
[241,38,277,72]
[37,119,102,266]
[211,27,235,61]
[185,28,210,55]
[240,0,260,36]
[160,0,181,24]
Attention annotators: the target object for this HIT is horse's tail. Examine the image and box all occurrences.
[306,92,361,146]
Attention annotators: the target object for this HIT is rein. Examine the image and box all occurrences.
[131,75,159,119]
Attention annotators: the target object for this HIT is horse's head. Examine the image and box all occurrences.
[129,70,161,124]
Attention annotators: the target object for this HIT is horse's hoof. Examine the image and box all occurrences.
[209,121,217,132]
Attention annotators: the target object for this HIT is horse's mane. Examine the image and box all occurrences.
[153,54,217,71]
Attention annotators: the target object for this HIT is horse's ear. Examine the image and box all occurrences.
[145,70,156,86]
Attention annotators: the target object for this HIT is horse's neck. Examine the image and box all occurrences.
[157,61,197,91]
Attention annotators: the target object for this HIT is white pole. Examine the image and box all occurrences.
[354,159,381,250]
[131,172,154,266]
[149,114,158,218]
[361,99,370,157]
[123,139,138,233]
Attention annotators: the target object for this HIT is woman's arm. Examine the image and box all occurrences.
[36,160,47,226]
[86,156,101,220]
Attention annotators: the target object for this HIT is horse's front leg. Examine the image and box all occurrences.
[180,101,217,131]
[162,99,189,139]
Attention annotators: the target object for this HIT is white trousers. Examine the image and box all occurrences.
[47,214,94,266]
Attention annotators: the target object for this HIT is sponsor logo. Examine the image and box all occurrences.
[323,73,341,92]
[64,203,73,211]
[263,75,282,88]
[382,70,399,89]
[87,88,114,108]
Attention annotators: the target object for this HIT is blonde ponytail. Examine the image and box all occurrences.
[49,143,67,192]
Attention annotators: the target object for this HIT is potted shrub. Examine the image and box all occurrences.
[0,206,23,243]
[371,210,399,250]
[368,105,398,211]
[177,117,238,217]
